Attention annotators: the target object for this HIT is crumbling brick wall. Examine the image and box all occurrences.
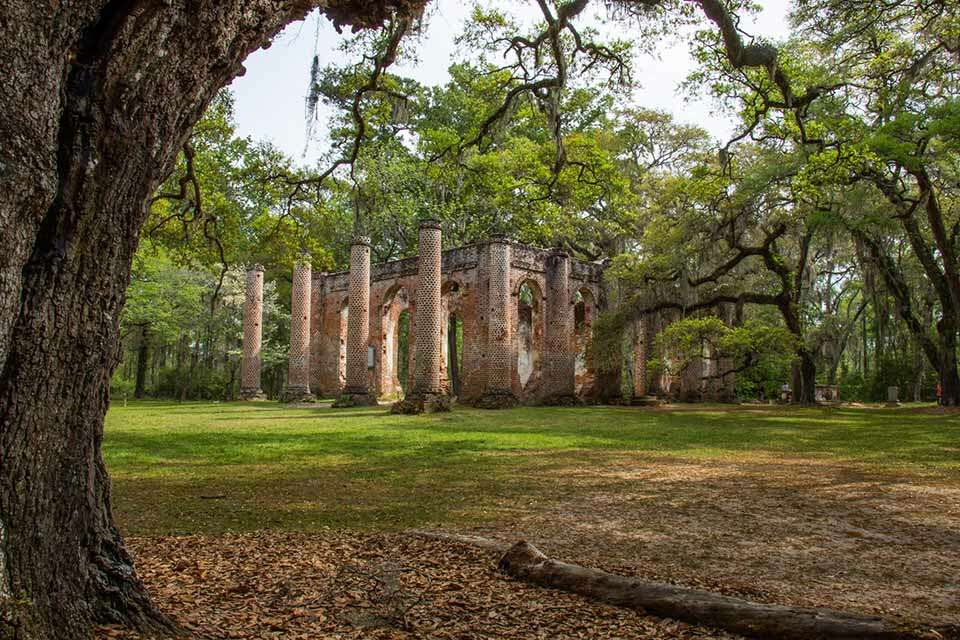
[245,234,737,405]
[306,238,603,404]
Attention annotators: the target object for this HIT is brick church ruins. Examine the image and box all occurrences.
[239,220,735,408]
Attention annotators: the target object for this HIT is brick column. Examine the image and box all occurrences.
[336,236,377,406]
[284,259,314,402]
[543,249,575,403]
[240,265,266,400]
[476,236,517,408]
[413,220,444,395]
[392,221,451,414]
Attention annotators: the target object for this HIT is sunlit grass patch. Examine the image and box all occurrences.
[104,401,960,535]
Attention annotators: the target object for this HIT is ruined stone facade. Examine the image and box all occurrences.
[246,235,738,405]
[309,237,604,405]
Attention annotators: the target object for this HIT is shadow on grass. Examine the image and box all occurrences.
[104,402,960,535]
[106,403,960,471]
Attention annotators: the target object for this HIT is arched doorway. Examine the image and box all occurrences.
[441,280,465,397]
[516,280,543,394]
[574,288,596,396]
[337,297,349,392]
[380,285,411,397]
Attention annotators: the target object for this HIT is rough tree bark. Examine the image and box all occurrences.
[793,348,818,405]
[0,2,424,639]
[937,321,960,406]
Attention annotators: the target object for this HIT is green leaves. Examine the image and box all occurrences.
[654,316,797,379]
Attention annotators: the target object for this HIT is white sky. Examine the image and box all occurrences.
[230,0,793,166]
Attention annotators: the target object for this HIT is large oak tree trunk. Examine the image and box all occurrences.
[793,349,817,405]
[937,327,960,407]
[0,2,427,637]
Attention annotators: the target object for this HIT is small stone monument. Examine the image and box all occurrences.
[886,385,901,407]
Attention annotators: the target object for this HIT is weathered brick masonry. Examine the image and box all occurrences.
[242,235,736,404]
[240,265,266,400]
[309,237,604,404]
[283,259,314,402]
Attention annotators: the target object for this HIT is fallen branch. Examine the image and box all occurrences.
[497,541,928,640]
[409,532,940,640]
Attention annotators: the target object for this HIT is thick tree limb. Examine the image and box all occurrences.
[410,532,936,639]
[498,541,929,640]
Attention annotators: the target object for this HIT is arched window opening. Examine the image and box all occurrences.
[447,314,464,396]
[574,290,587,334]
[516,281,541,390]
[574,288,596,396]
[338,299,349,390]
[381,285,410,397]
[441,280,466,396]
[396,310,411,394]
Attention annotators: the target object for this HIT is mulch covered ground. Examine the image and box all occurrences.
[468,455,960,634]
[99,453,960,639]
[98,532,740,639]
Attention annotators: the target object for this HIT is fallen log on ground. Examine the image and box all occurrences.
[409,531,938,640]
[497,540,928,640]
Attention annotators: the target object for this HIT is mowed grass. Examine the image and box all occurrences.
[104,401,960,535]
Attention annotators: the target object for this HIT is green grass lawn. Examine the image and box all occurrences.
[104,401,960,536]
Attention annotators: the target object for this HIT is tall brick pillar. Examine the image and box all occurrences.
[393,221,450,414]
[413,220,444,395]
[543,249,576,404]
[240,265,266,400]
[336,236,377,406]
[284,259,314,402]
[476,236,517,408]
